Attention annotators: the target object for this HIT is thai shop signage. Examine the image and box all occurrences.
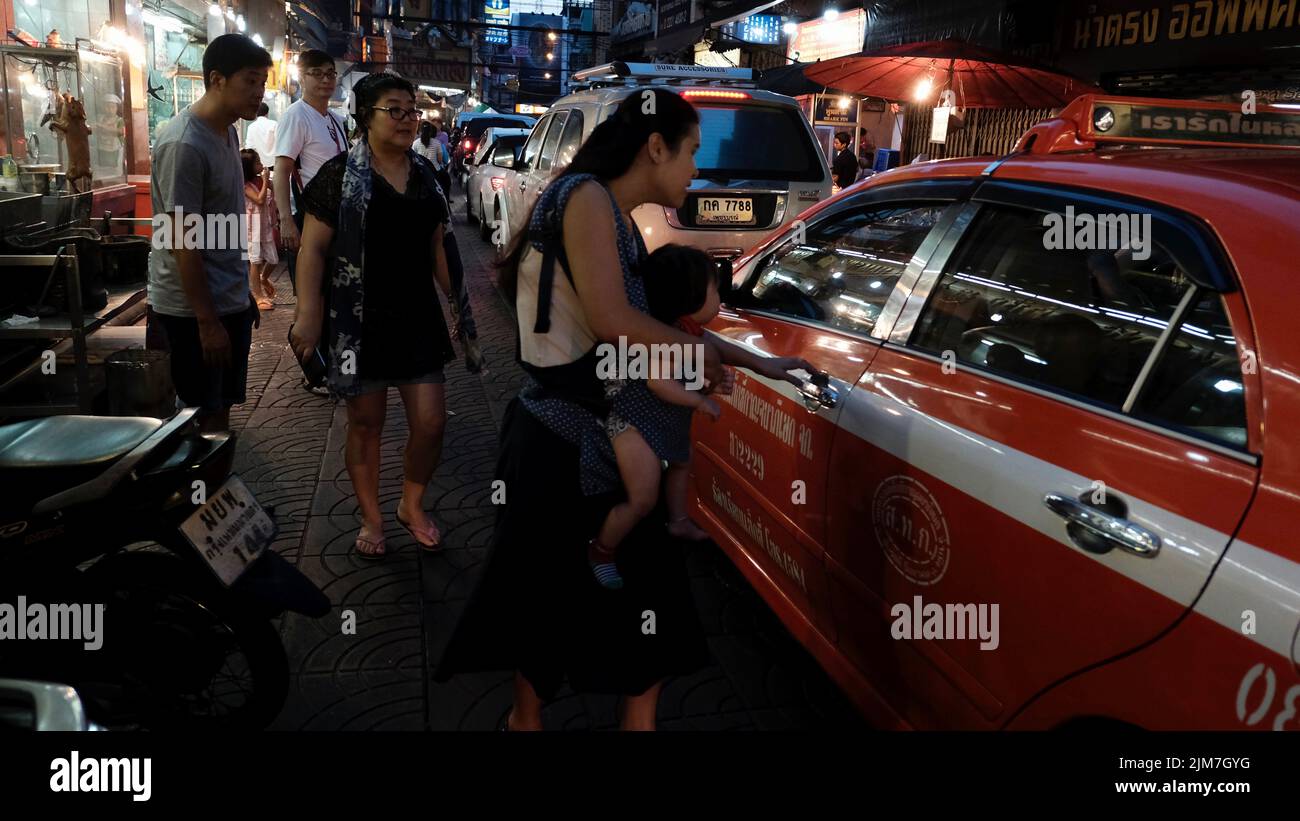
[658,0,693,33]
[393,39,472,89]
[814,94,860,125]
[788,9,867,62]
[1059,0,1300,73]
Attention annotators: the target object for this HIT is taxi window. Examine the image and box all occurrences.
[1131,293,1247,449]
[538,111,570,172]
[521,115,551,170]
[555,110,585,170]
[909,206,1247,447]
[744,204,947,337]
[491,136,525,165]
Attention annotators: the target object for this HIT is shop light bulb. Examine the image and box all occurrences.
[914,77,933,101]
[783,21,797,35]
[824,8,839,21]
[839,96,850,108]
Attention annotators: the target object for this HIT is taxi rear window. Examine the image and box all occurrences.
[909,204,1248,450]
[693,104,825,183]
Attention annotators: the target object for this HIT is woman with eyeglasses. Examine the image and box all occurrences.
[290,73,457,559]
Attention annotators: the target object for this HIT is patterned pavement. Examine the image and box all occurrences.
[235,204,866,731]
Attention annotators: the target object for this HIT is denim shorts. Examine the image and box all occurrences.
[354,369,445,396]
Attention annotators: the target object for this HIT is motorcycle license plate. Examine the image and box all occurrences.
[179,476,276,586]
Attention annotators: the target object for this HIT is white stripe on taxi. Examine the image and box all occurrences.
[711,331,1300,663]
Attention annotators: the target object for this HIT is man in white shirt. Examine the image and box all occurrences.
[273,49,346,256]
[243,102,277,167]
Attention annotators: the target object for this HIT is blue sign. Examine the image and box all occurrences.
[726,14,782,45]
[484,0,509,44]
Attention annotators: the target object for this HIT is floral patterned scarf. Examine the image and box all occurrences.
[325,137,442,398]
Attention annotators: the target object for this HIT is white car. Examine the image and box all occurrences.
[464,126,531,242]
[495,61,833,260]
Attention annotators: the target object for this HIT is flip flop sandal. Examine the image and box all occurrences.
[354,530,386,560]
[396,513,441,551]
[256,298,275,311]
[260,276,277,300]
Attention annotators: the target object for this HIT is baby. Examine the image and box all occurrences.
[589,244,725,590]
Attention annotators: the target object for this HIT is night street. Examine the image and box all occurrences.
[233,211,864,731]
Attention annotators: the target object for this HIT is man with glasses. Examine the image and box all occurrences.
[273,49,346,284]
[273,49,346,392]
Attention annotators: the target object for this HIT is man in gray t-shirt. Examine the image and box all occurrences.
[148,33,272,432]
[149,108,248,318]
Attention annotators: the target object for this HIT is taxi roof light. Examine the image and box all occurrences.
[1016,94,1300,155]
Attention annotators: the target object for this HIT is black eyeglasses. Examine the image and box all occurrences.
[303,69,338,80]
[371,106,421,122]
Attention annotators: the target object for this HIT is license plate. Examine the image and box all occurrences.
[179,476,276,586]
[696,196,756,226]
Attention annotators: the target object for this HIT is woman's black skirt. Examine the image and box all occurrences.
[433,398,709,699]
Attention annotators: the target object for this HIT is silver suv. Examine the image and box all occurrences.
[492,61,832,260]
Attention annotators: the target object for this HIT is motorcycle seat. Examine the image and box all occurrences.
[0,415,162,511]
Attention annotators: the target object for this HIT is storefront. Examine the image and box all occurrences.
[2,0,133,206]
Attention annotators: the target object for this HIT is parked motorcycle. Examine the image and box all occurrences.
[0,409,330,730]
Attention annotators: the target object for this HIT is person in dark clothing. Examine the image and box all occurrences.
[832,131,858,189]
[289,73,456,559]
[435,90,810,730]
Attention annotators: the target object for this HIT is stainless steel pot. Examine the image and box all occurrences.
[18,164,59,195]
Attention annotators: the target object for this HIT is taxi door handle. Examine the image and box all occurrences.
[1043,493,1161,558]
[799,376,838,411]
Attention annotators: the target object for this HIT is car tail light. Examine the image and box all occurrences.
[681,89,751,101]
[463,139,473,150]
[490,176,505,191]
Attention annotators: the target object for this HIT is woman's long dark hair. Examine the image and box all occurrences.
[419,120,434,147]
[498,88,699,302]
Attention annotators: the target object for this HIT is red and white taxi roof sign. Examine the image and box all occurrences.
[1060,94,1300,151]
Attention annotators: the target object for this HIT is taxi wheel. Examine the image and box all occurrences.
[479,201,491,242]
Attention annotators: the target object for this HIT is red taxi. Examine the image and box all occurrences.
[690,94,1300,730]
